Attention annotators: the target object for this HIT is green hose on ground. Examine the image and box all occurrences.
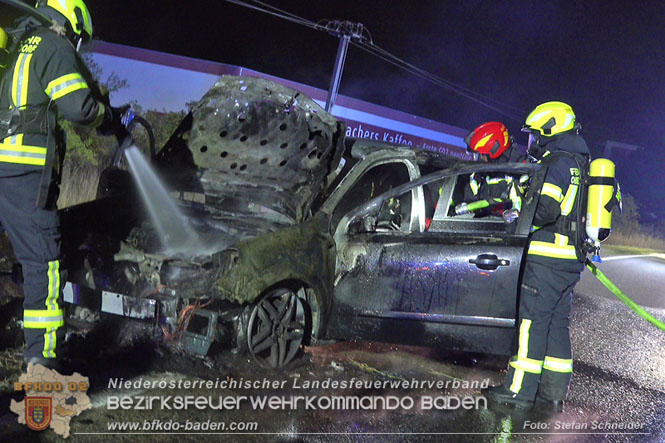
[586,259,665,332]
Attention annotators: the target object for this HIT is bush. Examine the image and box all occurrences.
[605,192,665,251]
[57,109,186,208]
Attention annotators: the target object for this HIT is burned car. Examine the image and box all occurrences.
[59,76,545,368]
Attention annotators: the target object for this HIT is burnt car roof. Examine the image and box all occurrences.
[346,137,468,170]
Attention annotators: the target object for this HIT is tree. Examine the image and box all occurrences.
[61,48,188,165]
[140,109,187,154]
[59,48,128,166]
[56,46,189,206]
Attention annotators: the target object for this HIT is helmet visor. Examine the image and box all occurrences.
[526,133,545,161]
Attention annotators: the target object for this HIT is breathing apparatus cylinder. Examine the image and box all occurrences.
[586,158,616,246]
[0,27,9,69]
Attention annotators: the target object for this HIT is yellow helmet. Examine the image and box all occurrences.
[36,0,93,42]
[522,101,576,136]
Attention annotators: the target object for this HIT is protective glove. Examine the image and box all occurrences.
[502,208,520,224]
[96,104,130,139]
[455,202,470,215]
[97,85,110,101]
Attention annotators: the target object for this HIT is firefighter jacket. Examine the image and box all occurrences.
[462,149,529,214]
[528,132,590,262]
[0,24,106,175]
[467,172,526,212]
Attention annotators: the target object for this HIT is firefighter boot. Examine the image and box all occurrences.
[533,396,564,414]
[482,385,534,409]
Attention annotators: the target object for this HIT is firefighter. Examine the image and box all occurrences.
[0,0,122,370]
[482,101,590,413]
[453,121,527,220]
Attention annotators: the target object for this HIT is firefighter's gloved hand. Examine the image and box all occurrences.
[96,104,120,135]
[98,85,110,101]
[502,208,520,224]
[97,104,129,138]
[455,203,470,215]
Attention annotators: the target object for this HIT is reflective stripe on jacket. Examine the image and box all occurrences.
[0,28,105,172]
[528,142,588,260]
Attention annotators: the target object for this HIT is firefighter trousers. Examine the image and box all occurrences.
[503,257,583,401]
[0,171,63,361]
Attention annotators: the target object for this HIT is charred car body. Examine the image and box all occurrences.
[59,76,546,368]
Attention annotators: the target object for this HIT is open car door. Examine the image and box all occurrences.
[327,162,544,355]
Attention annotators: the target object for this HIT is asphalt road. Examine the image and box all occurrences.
[577,253,665,309]
[1,253,664,442]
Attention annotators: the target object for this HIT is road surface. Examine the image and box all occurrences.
[1,252,664,442]
[577,253,665,309]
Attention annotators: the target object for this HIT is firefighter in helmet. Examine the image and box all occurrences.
[0,0,123,371]
[482,102,590,413]
[452,121,527,220]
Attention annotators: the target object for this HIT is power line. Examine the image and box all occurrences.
[223,0,526,121]
[363,41,525,115]
[353,41,524,121]
[224,0,322,31]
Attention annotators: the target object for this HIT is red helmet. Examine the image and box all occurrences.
[465,121,512,159]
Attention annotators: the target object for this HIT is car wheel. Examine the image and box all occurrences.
[247,288,306,368]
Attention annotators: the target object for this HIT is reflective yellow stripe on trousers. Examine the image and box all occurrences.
[44,260,61,358]
[509,319,543,393]
[23,261,62,358]
[543,356,573,373]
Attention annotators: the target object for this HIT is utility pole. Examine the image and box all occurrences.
[324,21,368,113]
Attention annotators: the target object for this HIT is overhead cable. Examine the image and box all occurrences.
[363,41,525,116]
[224,0,525,120]
[352,41,523,121]
[224,0,322,31]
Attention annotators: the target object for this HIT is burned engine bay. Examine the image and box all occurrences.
[59,76,346,341]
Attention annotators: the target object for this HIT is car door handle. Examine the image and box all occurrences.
[469,254,510,270]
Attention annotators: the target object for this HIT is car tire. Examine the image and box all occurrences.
[246,288,307,368]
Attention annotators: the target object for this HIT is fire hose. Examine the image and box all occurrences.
[113,110,156,166]
[585,259,665,332]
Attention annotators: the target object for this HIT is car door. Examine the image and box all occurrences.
[326,162,544,355]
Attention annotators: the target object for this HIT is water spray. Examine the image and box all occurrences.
[109,109,207,256]
[124,146,206,256]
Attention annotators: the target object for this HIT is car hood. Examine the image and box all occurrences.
[153,75,346,226]
[121,196,296,258]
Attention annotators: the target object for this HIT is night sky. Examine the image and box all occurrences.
[2,1,664,218]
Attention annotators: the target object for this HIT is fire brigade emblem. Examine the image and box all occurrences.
[25,397,52,431]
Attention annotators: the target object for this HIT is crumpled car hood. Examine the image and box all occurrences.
[60,77,347,297]
[154,75,346,226]
[121,197,295,258]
